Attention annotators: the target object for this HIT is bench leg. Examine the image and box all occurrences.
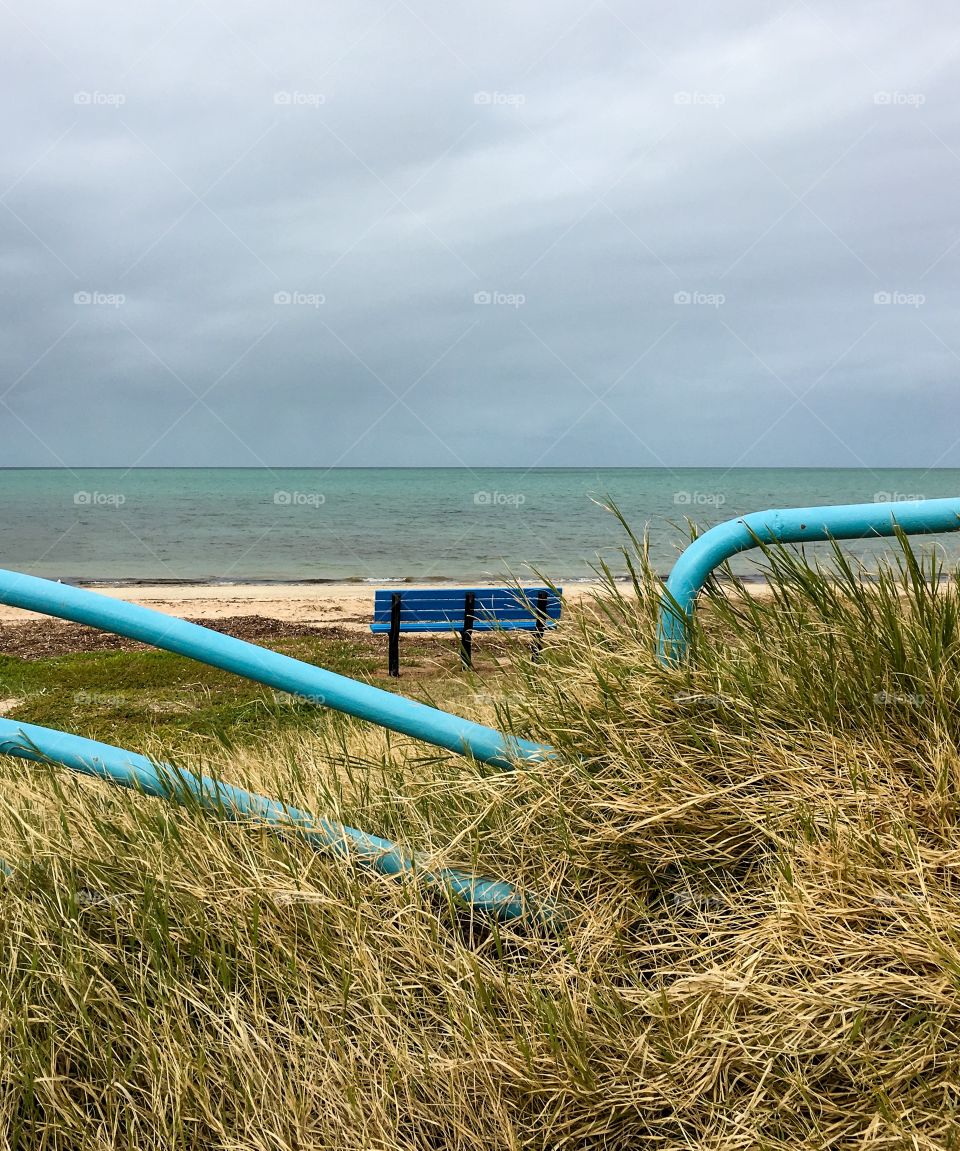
[532,624,545,662]
[460,591,476,670]
[460,628,473,669]
[532,590,548,663]
[388,592,401,677]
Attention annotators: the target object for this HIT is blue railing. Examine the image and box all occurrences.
[657,496,960,665]
[0,568,554,923]
[0,717,547,923]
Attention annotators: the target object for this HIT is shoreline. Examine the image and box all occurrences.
[49,575,615,588]
[14,571,777,588]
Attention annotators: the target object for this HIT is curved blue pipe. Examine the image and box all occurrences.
[0,568,552,766]
[657,496,960,665]
[0,716,550,924]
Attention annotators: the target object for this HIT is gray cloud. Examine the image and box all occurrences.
[1,0,958,466]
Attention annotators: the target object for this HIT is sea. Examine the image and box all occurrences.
[1,468,958,584]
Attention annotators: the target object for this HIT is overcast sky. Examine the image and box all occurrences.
[1,1,958,468]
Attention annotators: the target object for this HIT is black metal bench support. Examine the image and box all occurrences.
[532,589,548,662]
[388,592,401,677]
[460,591,476,670]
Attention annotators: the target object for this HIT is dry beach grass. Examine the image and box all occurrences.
[0,534,958,1147]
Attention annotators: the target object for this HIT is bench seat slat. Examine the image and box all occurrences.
[373,590,560,608]
[372,593,557,603]
[370,621,557,630]
[372,589,552,598]
[372,611,561,625]
[372,589,559,603]
[371,619,552,633]
[371,604,561,620]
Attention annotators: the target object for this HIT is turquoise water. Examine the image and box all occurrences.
[1,469,959,583]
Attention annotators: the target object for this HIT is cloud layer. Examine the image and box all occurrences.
[2,0,958,466]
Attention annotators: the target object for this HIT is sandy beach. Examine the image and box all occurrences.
[0,581,607,632]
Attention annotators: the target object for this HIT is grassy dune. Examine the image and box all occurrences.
[1,536,959,1148]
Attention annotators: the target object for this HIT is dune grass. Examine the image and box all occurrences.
[1,533,960,1148]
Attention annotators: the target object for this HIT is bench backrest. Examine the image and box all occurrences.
[372,587,563,632]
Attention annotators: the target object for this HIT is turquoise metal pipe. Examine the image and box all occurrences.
[0,716,551,924]
[0,569,552,766]
[657,496,960,665]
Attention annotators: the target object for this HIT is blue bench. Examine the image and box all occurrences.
[371,587,563,676]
